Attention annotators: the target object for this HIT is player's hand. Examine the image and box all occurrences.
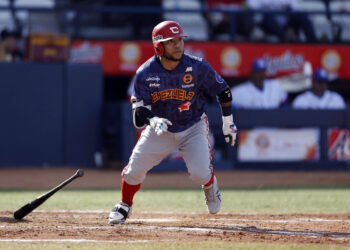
[222,115,238,147]
[149,117,173,136]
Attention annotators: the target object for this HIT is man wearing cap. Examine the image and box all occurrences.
[292,68,345,109]
[0,28,23,62]
[231,58,288,109]
[108,20,238,224]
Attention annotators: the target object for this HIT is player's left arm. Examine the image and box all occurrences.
[217,87,238,147]
[199,60,237,146]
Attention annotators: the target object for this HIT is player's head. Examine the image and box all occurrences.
[250,58,267,88]
[152,20,187,60]
[312,68,329,96]
[313,68,329,83]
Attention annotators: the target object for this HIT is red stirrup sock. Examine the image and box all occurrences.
[204,171,215,187]
[121,178,141,206]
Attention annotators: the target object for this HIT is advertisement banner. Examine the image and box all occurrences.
[71,40,350,79]
[238,128,319,162]
[328,128,350,161]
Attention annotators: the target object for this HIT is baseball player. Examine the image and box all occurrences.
[231,58,288,109]
[109,20,237,224]
[292,68,346,109]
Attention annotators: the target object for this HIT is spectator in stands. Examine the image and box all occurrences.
[322,0,343,43]
[0,28,23,62]
[292,68,346,109]
[204,0,254,41]
[231,58,288,109]
[246,0,317,43]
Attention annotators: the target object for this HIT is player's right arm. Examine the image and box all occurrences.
[131,73,172,135]
[132,104,172,136]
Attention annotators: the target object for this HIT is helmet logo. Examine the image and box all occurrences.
[170,26,179,34]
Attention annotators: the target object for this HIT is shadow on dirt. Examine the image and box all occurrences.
[0,216,30,223]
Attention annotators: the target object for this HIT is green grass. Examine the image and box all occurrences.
[1,188,350,213]
[0,242,348,250]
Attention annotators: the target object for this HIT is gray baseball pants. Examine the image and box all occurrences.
[122,114,213,185]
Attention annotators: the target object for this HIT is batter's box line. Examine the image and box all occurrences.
[0,238,170,244]
[228,226,350,239]
[31,210,260,215]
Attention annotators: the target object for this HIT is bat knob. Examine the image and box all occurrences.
[76,169,84,177]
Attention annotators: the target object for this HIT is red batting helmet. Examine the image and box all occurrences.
[152,20,187,56]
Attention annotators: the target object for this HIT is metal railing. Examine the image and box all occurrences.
[0,4,348,42]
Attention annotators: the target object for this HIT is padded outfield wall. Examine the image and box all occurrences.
[0,63,103,167]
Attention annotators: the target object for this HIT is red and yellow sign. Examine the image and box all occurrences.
[71,40,350,79]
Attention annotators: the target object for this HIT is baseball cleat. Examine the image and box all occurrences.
[108,202,132,224]
[202,176,221,214]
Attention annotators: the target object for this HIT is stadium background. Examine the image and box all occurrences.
[0,1,350,248]
[0,0,350,169]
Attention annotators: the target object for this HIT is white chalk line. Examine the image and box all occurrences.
[32,210,226,215]
[0,239,162,244]
[0,224,212,232]
[208,218,350,223]
[32,209,267,216]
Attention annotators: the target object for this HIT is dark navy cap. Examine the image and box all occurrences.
[251,58,267,72]
[313,68,329,82]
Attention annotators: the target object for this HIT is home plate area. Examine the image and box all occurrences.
[0,210,350,246]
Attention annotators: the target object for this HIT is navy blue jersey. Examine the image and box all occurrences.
[131,53,228,133]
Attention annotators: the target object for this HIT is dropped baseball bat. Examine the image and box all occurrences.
[14,169,84,220]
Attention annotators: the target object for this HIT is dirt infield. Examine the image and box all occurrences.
[1,168,350,246]
[1,210,350,246]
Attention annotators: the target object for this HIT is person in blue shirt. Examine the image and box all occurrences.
[108,20,238,224]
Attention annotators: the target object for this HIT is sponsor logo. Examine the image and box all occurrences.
[182,84,194,88]
[183,74,193,84]
[149,83,160,87]
[151,89,195,103]
[120,42,141,64]
[185,67,192,72]
[146,76,160,82]
[70,41,103,63]
[255,134,270,149]
[221,47,241,69]
[178,101,192,112]
[152,35,163,42]
[321,50,341,72]
[264,51,304,76]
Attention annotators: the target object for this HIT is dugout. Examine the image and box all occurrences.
[109,102,350,171]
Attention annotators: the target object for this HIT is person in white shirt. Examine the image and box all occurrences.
[292,68,346,109]
[231,58,288,109]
